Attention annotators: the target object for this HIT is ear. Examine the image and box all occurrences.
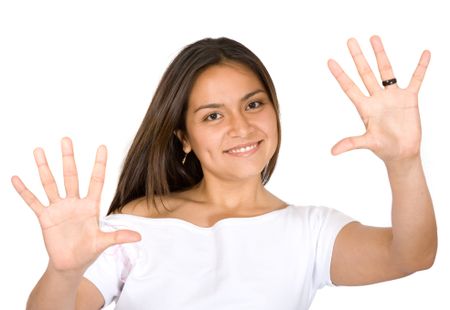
[174,130,192,154]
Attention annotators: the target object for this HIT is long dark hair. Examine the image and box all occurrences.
[107,37,281,215]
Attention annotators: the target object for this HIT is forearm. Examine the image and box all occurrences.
[385,155,437,271]
[27,263,83,310]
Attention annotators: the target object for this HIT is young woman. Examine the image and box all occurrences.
[12,36,437,309]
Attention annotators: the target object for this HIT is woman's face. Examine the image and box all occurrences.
[181,61,278,182]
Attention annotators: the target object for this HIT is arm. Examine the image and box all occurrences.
[327,36,437,285]
[12,138,140,309]
[27,265,103,310]
[386,156,436,272]
[331,156,436,285]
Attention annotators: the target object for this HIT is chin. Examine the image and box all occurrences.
[219,164,267,182]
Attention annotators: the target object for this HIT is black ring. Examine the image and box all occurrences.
[382,78,397,87]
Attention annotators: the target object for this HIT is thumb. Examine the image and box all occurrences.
[331,134,369,156]
[97,230,142,253]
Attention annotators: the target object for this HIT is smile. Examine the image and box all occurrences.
[225,141,262,155]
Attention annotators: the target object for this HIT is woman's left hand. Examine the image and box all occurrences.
[327,35,430,165]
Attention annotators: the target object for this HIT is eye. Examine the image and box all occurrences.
[245,101,263,111]
[204,112,223,121]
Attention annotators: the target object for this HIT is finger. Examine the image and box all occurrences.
[347,38,382,95]
[96,230,141,253]
[328,59,365,108]
[408,50,431,94]
[331,134,370,155]
[370,35,398,89]
[87,145,107,203]
[11,176,45,217]
[61,137,80,198]
[34,148,61,203]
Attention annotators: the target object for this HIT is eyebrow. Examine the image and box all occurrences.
[193,89,266,113]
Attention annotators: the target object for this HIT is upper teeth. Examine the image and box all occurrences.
[228,143,257,154]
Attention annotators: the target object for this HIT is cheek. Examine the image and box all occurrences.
[187,126,222,158]
[262,115,279,159]
[262,108,279,145]
[269,124,279,153]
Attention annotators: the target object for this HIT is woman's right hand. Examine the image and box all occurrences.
[12,137,141,275]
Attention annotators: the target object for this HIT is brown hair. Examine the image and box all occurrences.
[107,37,281,215]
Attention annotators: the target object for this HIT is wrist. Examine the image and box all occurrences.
[46,261,86,283]
[384,155,422,175]
[27,262,85,310]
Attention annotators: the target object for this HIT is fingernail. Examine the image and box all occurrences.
[62,137,70,147]
[34,148,45,164]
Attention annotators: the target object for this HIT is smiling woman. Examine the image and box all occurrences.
[179,62,279,185]
[107,38,282,218]
[12,36,437,310]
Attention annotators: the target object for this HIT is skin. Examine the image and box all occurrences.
[170,61,285,221]
[123,61,286,226]
[12,35,437,309]
[327,36,437,284]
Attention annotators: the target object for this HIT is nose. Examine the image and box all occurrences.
[228,111,254,138]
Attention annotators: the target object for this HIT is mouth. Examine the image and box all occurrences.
[224,140,262,156]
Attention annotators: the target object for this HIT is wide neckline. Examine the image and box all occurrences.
[106,205,292,230]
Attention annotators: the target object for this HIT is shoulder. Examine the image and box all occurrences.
[288,205,333,217]
[288,205,353,227]
[116,197,152,217]
[100,197,163,234]
[114,193,185,218]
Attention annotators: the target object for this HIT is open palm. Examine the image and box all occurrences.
[328,35,430,164]
[12,138,140,273]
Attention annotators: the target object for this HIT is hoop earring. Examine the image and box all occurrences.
[182,152,188,165]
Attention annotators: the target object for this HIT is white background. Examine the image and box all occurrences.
[1,0,449,309]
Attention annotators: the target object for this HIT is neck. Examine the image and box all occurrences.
[192,174,272,211]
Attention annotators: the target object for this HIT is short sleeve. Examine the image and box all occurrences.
[83,219,139,306]
[311,206,354,289]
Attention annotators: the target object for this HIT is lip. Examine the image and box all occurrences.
[224,140,262,156]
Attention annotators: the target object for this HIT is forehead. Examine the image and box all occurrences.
[188,62,264,106]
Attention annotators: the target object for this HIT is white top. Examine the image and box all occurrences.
[84,205,353,310]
